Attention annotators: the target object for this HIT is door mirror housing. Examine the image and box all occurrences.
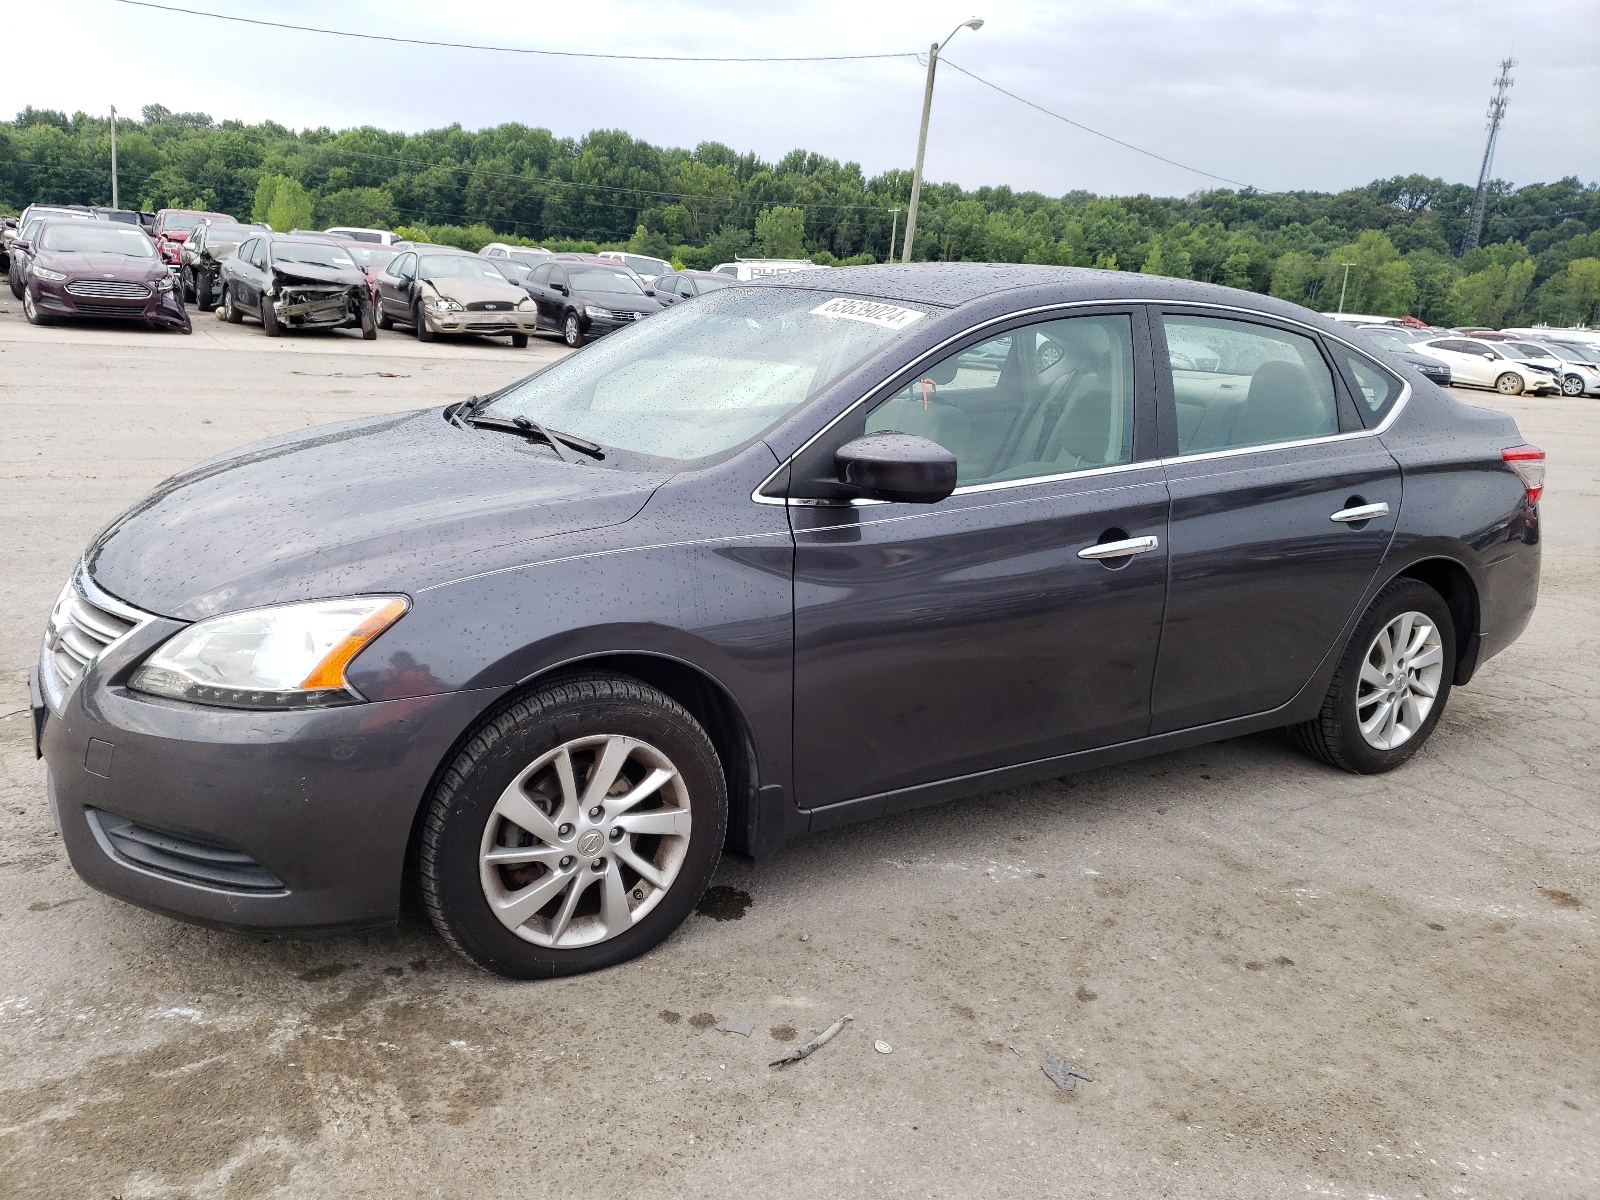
[835,433,957,504]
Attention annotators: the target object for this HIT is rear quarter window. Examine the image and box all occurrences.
[1329,343,1405,424]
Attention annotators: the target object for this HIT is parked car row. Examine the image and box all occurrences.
[1335,314,1600,398]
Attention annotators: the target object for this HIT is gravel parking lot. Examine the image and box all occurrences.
[1,304,1595,1199]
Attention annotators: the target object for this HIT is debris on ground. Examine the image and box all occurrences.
[874,1040,893,1054]
[1041,1053,1095,1091]
[716,1016,756,1036]
[770,1015,852,1068]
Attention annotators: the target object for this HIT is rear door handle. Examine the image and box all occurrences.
[1078,535,1160,560]
[1330,502,1390,523]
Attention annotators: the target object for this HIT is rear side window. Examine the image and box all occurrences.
[1161,315,1338,454]
[1329,344,1404,421]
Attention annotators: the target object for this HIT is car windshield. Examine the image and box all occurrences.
[484,286,929,467]
[621,255,668,275]
[274,241,357,268]
[1553,343,1600,363]
[346,246,397,270]
[164,213,204,231]
[418,256,507,283]
[570,268,646,295]
[509,249,552,265]
[39,223,156,257]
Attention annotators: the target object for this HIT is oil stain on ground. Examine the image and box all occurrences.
[695,885,751,921]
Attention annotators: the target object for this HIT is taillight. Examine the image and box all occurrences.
[1502,445,1545,504]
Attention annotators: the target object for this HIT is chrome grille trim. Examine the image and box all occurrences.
[65,279,152,299]
[39,566,155,711]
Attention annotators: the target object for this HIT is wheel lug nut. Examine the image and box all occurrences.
[558,823,574,837]
[592,857,607,871]
[589,806,604,819]
[632,888,644,900]
[559,856,574,869]
[609,827,623,841]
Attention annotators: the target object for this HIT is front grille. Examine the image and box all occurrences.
[89,809,285,892]
[66,279,152,299]
[466,300,514,312]
[69,302,148,317]
[40,569,147,708]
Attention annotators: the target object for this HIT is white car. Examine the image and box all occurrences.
[1413,337,1560,396]
[1508,340,1600,397]
[480,243,554,268]
[596,250,671,282]
[324,227,400,245]
[710,258,831,281]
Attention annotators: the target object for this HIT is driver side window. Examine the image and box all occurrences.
[863,314,1136,487]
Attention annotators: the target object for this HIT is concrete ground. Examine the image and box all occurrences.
[0,302,1594,1200]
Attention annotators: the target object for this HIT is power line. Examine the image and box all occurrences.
[938,57,1251,189]
[107,0,919,62]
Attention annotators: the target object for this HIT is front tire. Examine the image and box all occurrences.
[510,332,529,348]
[22,287,47,325]
[563,311,584,348]
[195,272,214,311]
[1290,578,1456,774]
[360,300,377,340]
[1562,374,1585,397]
[414,301,436,342]
[8,263,23,301]
[420,673,727,979]
[261,296,282,337]
[221,285,243,324]
[1494,372,1524,396]
[375,295,393,330]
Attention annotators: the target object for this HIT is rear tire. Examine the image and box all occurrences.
[420,672,727,979]
[8,263,22,301]
[414,301,435,342]
[1494,372,1524,396]
[510,332,529,348]
[1290,578,1456,774]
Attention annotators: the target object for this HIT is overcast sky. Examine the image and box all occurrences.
[6,0,1596,197]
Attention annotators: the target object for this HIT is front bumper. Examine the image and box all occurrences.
[31,277,190,332]
[40,607,504,935]
[584,311,653,337]
[428,308,540,336]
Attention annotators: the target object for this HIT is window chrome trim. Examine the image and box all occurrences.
[752,297,1415,506]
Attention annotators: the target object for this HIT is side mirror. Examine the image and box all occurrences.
[644,288,655,297]
[12,239,29,252]
[835,433,956,504]
[554,283,568,295]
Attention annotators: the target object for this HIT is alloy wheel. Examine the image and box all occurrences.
[1356,611,1444,750]
[1562,374,1584,397]
[478,734,692,949]
[1494,372,1524,396]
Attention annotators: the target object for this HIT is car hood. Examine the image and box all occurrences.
[1399,351,1447,370]
[425,278,526,305]
[86,409,667,621]
[576,290,663,314]
[37,250,167,282]
[268,259,365,287]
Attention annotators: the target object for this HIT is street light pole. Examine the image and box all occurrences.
[901,17,983,264]
[110,105,119,210]
[888,206,900,263]
[1337,261,1356,315]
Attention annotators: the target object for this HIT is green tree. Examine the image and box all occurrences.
[263,176,314,231]
[251,174,283,225]
[755,205,805,257]
[314,186,397,230]
[625,223,672,260]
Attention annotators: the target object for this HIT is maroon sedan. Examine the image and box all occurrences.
[22,220,191,332]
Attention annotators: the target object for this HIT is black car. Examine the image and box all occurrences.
[35,265,1541,980]
[651,269,737,307]
[1353,326,1452,386]
[218,232,375,337]
[522,258,664,346]
[179,219,264,310]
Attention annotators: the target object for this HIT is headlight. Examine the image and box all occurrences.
[585,305,614,320]
[156,275,173,291]
[129,596,408,709]
[32,266,67,281]
[517,297,536,311]
[429,295,462,312]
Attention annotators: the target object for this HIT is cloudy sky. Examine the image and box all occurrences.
[5,0,1595,196]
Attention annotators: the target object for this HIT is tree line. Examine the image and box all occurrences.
[4,104,1597,327]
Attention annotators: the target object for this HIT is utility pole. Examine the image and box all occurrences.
[109,105,119,209]
[1337,263,1356,315]
[888,207,900,263]
[1461,58,1515,255]
[901,18,983,263]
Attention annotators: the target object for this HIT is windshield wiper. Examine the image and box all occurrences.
[463,410,605,460]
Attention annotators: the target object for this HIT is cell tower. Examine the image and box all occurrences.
[1461,58,1515,255]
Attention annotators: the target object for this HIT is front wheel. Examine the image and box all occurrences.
[8,263,23,301]
[195,273,214,311]
[360,300,377,340]
[1290,578,1455,774]
[1494,372,1525,396]
[563,311,584,348]
[419,673,727,979]
[221,285,243,324]
[22,287,47,325]
[261,296,281,337]
[510,332,529,348]
[1562,374,1585,397]
[414,301,435,342]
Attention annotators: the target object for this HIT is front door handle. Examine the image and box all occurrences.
[1330,502,1390,523]
[1078,535,1160,560]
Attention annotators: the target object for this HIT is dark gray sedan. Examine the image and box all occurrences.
[35,265,1542,979]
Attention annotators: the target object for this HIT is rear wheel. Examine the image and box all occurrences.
[563,311,584,348]
[420,673,726,979]
[221,285,243,324]
[414,301,436,342]
[1494,372,1524,396]
[1290,578,1455,774]
[1562,373,1585,397]
[261,296,281,337]
[510,332,529,348]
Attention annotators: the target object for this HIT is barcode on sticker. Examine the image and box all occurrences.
[809,297,925,330]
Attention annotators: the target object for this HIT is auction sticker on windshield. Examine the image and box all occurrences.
[810,297,925,330]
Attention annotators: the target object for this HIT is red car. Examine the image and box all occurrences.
[154,208,231,266]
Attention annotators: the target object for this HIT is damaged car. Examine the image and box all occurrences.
[219,233,376,339]
[375,249,538,346]
[20,219,190,332]
[179,218,265,310]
